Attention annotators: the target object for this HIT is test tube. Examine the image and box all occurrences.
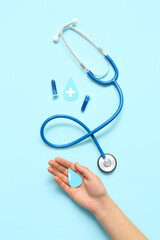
[51,79,58,96]
[81,95,90,112]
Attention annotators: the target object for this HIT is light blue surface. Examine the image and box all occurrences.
[0,1,160,240]
[68,168,82,188]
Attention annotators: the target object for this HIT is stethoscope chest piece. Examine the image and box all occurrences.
[98,154,117,173]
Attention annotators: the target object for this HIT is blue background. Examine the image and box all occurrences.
[0,0,160,239]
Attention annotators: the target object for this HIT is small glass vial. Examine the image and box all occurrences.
[81,95,90,112]
[51,79,58,96]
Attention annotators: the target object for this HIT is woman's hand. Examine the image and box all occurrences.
[48,157,148,240]
[48,157,108,213]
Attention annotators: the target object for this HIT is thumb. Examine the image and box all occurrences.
[75,162,92,179]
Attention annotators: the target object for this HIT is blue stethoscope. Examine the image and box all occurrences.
[40,19,124,173]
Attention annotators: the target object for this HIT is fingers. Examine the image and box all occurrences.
[75,162,92,179]
[55,157,76,171]
[48,167,68,185]
[54,176,71,195]
[49,158,92,180]
[48,160,68,176]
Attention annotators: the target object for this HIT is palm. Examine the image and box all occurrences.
[48,157,107,212]
[70,176,105,211]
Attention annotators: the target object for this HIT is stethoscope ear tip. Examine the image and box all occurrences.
[53,35,59,43]
[72,18,78,25]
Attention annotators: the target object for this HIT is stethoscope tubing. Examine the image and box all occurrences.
[40,55,124,159]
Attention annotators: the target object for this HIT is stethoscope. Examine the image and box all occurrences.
[40,19,124,173]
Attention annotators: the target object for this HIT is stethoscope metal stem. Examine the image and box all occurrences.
[55,23,109,78]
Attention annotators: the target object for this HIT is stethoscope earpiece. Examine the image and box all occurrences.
[72,18,78,25]
[53,35,59,43]
[53,19,78,43]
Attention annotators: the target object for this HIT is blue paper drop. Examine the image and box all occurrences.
[63,78,79,101]
[68,168,82,188]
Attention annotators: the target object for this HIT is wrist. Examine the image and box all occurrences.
[92,193,110,216]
